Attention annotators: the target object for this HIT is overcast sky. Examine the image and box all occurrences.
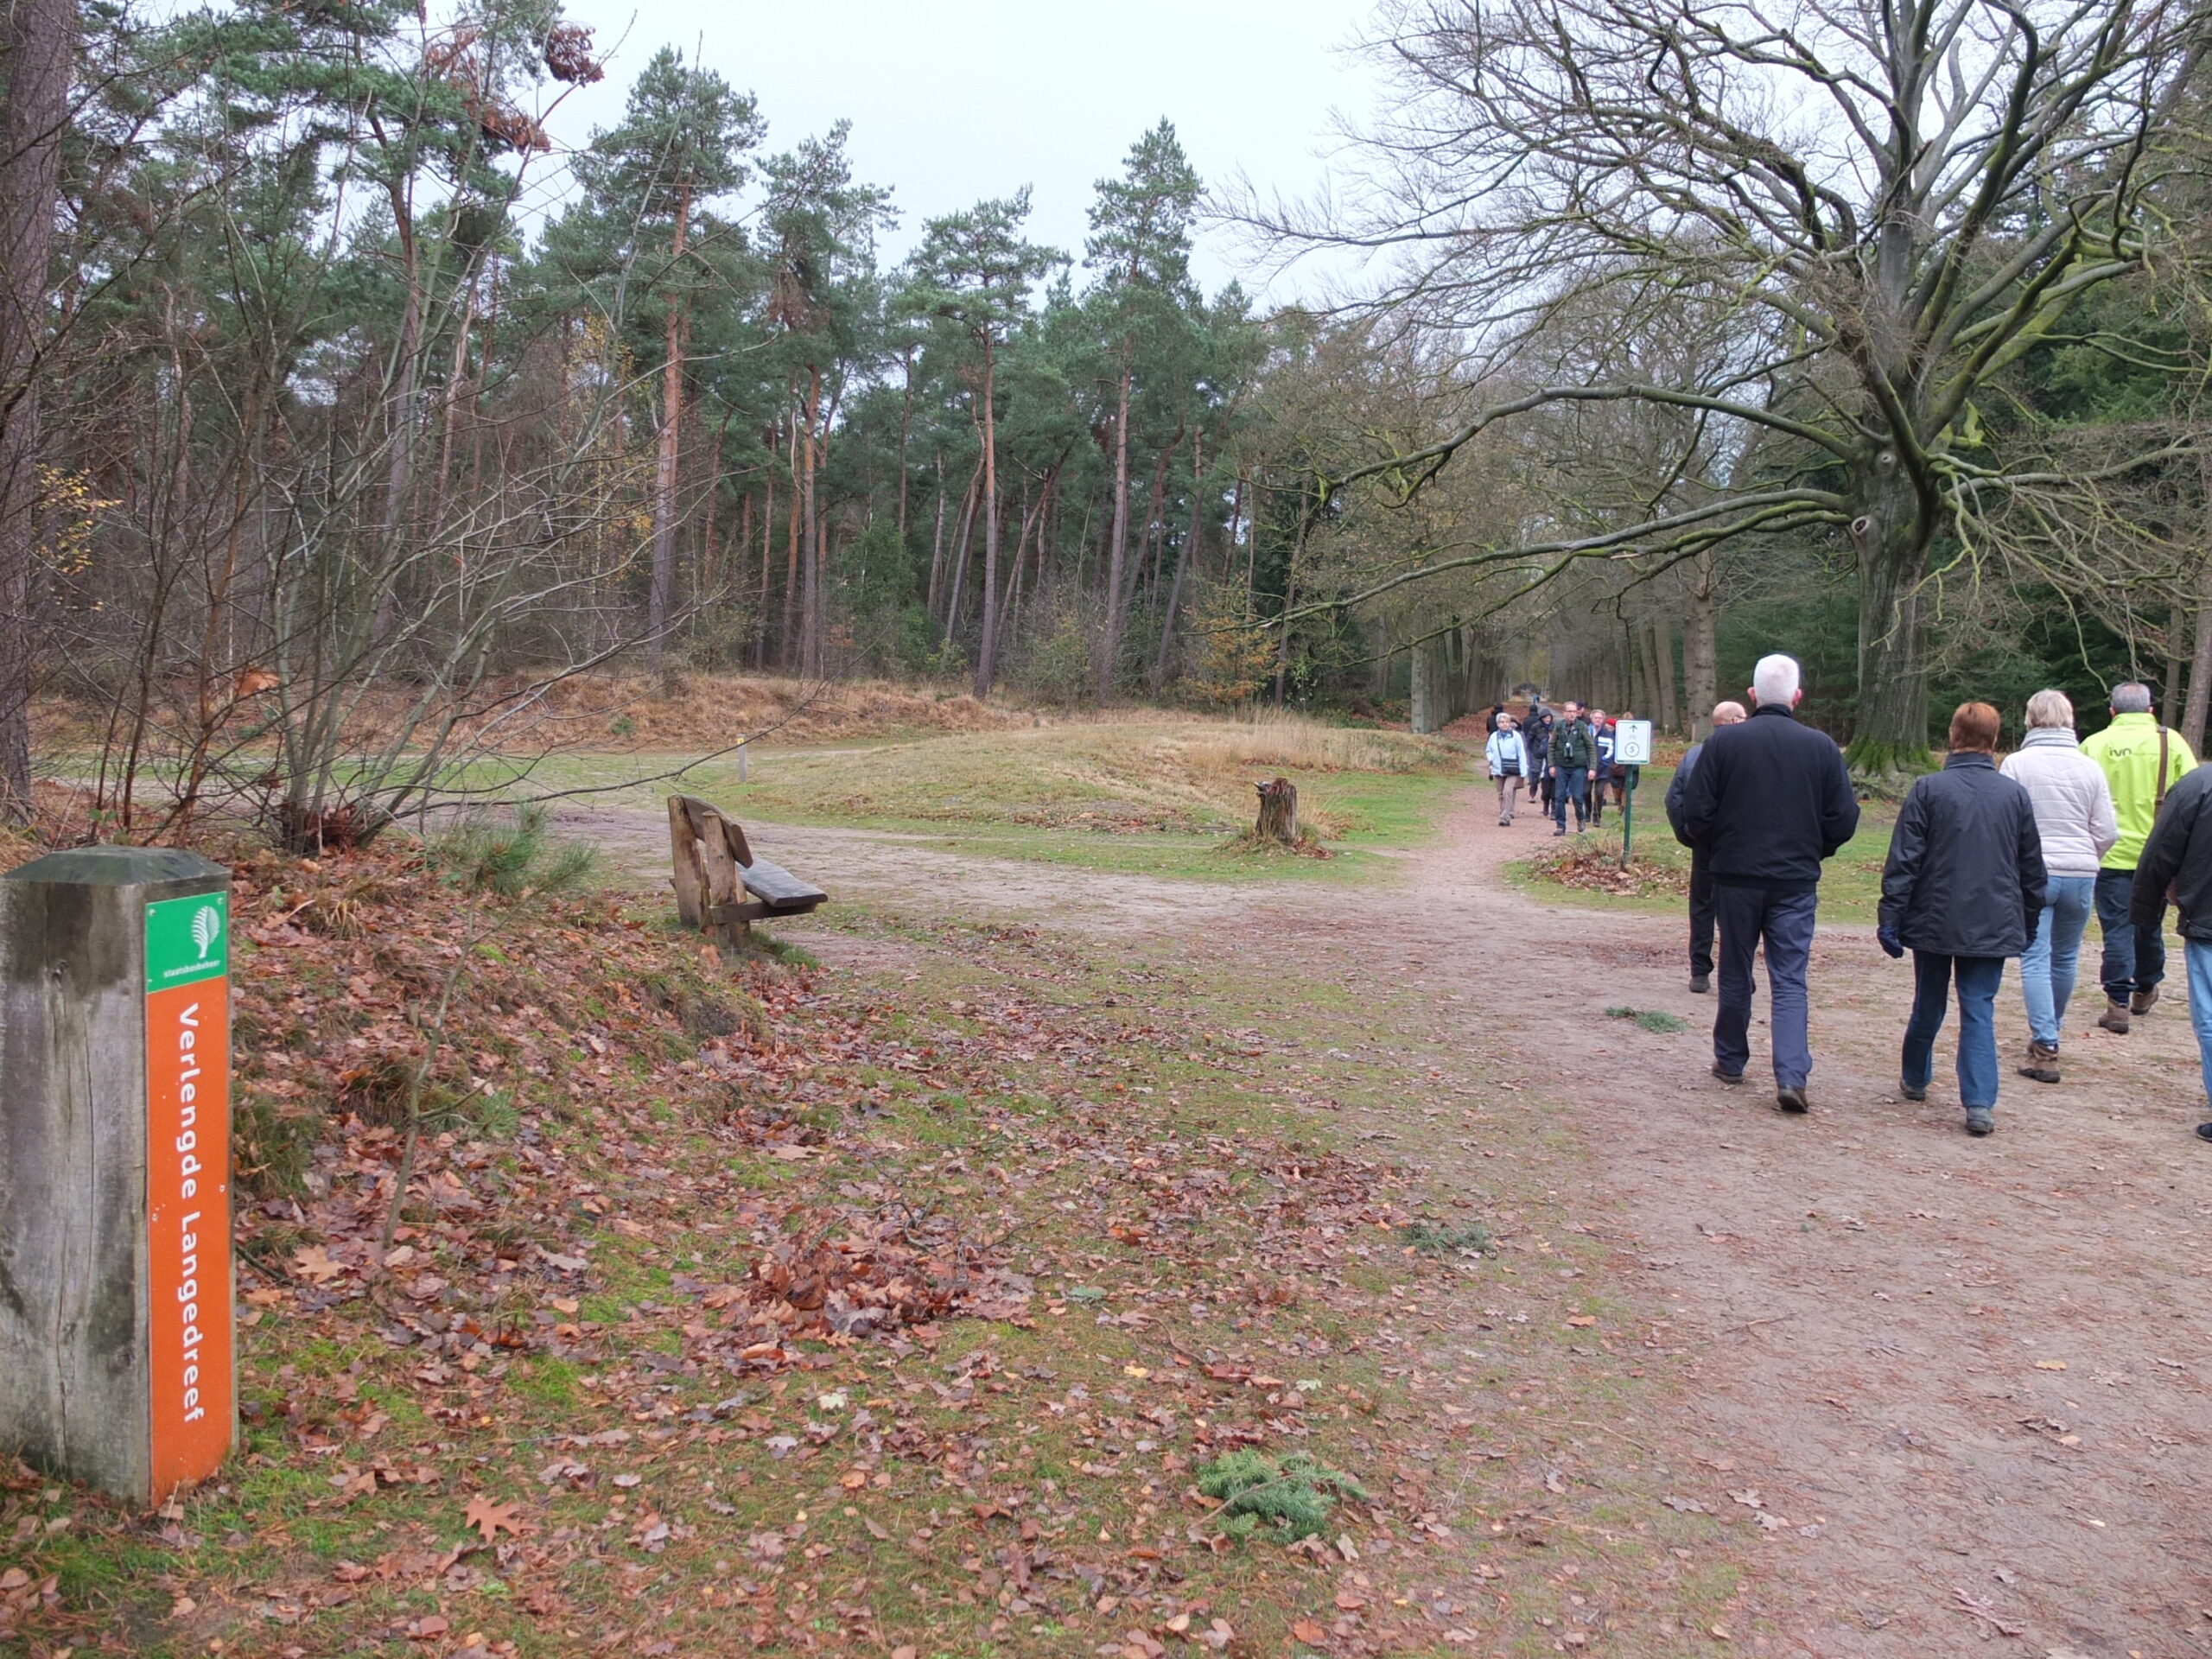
[534,0,1385,299]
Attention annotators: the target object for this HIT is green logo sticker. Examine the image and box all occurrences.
[145,891,228,992]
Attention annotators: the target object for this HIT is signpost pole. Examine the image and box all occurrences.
[0,846,236,1503]
[1622,767,1637,870]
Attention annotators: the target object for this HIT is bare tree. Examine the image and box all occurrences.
[0,0,76,814]
[1244,0,2209,767]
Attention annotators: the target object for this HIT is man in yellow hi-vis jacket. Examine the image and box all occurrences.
[2082,682,2199,1033]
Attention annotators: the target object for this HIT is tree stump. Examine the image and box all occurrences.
[1255,776,1299,845]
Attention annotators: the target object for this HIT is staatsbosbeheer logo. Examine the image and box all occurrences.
[145,892,228,990]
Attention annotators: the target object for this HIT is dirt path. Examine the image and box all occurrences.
[574,785,2212,1654]
[557,804,1255,942]
[1280,791,2212,1658]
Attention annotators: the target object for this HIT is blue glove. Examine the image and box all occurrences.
[1876,926,1904,959]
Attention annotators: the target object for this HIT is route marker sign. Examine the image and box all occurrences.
[1614,719,1655,766]
[1,847,236,1502]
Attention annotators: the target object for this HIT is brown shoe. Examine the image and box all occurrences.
[1776,1085,1809,1115]
[2132,985,2160,1016]
[2018,1040,2061,1084]
[2098,1000,2131,1035]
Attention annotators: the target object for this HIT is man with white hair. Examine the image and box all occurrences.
[1678,654,1860,1113]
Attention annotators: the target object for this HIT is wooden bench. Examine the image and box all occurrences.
[667,795,826,954]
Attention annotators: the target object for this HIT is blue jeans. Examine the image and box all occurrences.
[2019,876,2094,1046]
[2185,939,2212,1115]
[2096,867,2164,1001]
[1713,884,1817,1087]
[1903,952,2005,1109]
[1553,766,1589,829]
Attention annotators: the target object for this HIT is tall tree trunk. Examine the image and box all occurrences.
[1686,551,1718,739]
[800,364,823,678]
[895,342,914,550]
[0,0,73,812]
[1095,346,1135,702]
[925,454,949,614]
[1651,614,1679,734]
[1848,457,1934,771]
[2166,603,2189,731]
[941,466,981,658]
[2184,554,2212,756]
[780,402,799,667]
[1152,430,1205,691]
[755,442,774,668]
[650,182,693,663]
[974,341,1003,697]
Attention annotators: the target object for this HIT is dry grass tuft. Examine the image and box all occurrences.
[1169,709,1455,776]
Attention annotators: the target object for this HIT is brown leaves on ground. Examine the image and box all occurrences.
[1525,836,1690,897]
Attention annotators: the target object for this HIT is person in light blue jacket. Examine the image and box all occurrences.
[1485,714,1529,826]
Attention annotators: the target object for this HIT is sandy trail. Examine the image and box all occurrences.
[569,785,2212,1655]
[556,804,1255,943]
[1284,793,2212,1658]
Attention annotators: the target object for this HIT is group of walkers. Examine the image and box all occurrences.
[1656,653,2212,1141]
[1483,699,1635,830]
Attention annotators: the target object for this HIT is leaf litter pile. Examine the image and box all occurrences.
[1,839,1724,1658]
[1523,836,1690,898]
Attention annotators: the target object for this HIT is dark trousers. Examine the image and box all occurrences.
[2095,867,2164,1001]
[1713,883,1818,1088]
[1553,766,1589,828]
[1688,852,1715,978]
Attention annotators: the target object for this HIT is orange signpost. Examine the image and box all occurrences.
[143,891,235,1496]
[0,848,236,1504]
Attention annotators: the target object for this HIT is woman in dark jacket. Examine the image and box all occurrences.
[1878,702,2048,1135]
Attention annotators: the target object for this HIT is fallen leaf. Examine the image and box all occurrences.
[2034,1359,2068,1371]
[1566,1315,1596,1327]
[1292,1619,1327,1643]
[461,1495,524,1544]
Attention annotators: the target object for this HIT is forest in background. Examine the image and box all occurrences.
[3,0,2212,846]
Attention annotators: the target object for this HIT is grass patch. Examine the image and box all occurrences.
[1607,1005,1690,1033]
[1397,1217,1495,1256]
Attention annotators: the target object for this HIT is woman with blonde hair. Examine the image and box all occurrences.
[2000,689,2117,1082]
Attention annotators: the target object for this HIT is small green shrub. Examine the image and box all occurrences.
[1605,1005,1688,1033]
[1398,1217,1493,1257]
[429,805,596,899]
[1195,1450,1367,1542]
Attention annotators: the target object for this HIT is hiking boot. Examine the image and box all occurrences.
[2132,985,2160,1016]
[2018,1039,2061,1084]
[1899,1079,1927,1102]
[1965,1106,1995,1136]
[1776,1085,1809,1115]
[2197,1122,2212,1144]
[2097,1000,2131,1034]
[1712,1062,1744,1085]
[1690,971,1711,995]
[1553,825,1567,838]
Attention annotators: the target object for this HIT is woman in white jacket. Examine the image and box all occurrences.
[2000,690,2119,1082]
[1485,715,1528,826]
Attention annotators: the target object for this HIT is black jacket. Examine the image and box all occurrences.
[1665,740,1706,848]
[2132,761,2212,939]
[1878,752,2046,957]
[1678,704,1859,892]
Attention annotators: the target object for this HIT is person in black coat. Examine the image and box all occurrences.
[1679,654,1860,1112]
[2128,760,2212,1142]
[1878,702,2048,1136]
[1666,700,1746,993]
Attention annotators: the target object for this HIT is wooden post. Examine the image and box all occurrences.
[0,846,237,1503]
[670,795,757,957]
[1255,777,1299,845]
